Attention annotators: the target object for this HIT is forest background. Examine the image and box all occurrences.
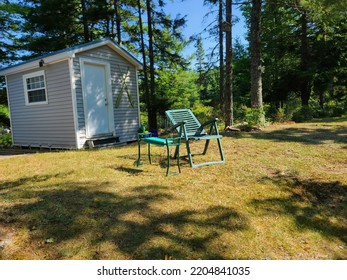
[0,0,346,132]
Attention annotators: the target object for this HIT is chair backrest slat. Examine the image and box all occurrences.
[166,109,204,136]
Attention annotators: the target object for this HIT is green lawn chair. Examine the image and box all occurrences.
[165,109,225,168]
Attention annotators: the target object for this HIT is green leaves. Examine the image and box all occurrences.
[0,104,10,127]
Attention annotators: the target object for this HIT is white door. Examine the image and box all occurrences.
[82,61,113,138]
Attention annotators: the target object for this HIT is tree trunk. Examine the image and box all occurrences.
[146,0,157,130]
[114,0,122,45]
[224,0,233,127]
[219,0,224,114]
[250,0,263,109]
[137,0,150,127]
[299,11,310,106]
[80,0,90,42]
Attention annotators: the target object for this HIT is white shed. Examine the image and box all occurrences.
[0,38,142,149]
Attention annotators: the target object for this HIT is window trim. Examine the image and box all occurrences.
[23,70,48,106]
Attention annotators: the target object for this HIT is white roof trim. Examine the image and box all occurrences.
[0,39,142,76]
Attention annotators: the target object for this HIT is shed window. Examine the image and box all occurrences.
[23,71,48,105]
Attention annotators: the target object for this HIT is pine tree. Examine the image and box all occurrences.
[0,1,24,64]
[20,0,83,55]
[250,0,263,110]
[224,0,233,127]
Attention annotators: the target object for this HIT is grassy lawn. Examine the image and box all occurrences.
[0,118,346,260]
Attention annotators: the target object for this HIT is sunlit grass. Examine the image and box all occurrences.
[0,118,346,259]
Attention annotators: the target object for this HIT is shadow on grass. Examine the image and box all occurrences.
[113,166,144,175]
[253,126,347,145]
[0,172,74,191]
[252,172,347,246]
[0,176,248,259]
[223,121,347,146]
[310,117,347,123]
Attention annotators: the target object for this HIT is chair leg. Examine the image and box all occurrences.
[136,139,142,166]
[177,144,181,173]
[185,140,194,168]
[148,143,152,164]
[203,139,210,155]
[217,138,225,162]
[187,138,225,168]
[166,144,170,176]
[174,145,179,159]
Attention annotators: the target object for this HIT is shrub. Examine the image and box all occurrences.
[266,105,287,123]
[239,105,266,127]
[192,103,214,124]
[0,133,12,147]
[292,106,314,122]
[274,108,287,122]
[0,105,10,127]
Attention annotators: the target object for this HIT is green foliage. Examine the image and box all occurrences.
[0,1,24,64]
[192,103,214,124]
[0,105,10,127]
[300,0,347,23]
[155,69,200,115]
[20,0,84,56]
[254,0,347,120]
[313,99,347,118]
[266,106,287,123]
[233,40,251,106]
[292,106,314,123]
[198,67,221,108]
[265,94,302,123]
[139,103,149,127]
[0,86,7,105]
[238,106,266,127]
[0,133,12,147]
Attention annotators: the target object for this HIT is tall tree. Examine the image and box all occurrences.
[137,0,150,129]
[219,0,225,112]
[21,0,83,54]
[224,0,233,127]
[298,7,310,106]
[80,0,90,42]
[145,0,157,130]
[298,0,347,108]
[261,1,296,103]
[0,0,23,65]
[250,0,263,112]
[195,36,206,89]
[204,0,235,124]
[258,0,347,119]
[135,0,187,129]
[113,0,122,44]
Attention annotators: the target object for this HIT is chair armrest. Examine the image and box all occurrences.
[201,118,218,127]
[165,121,186,134]
[195,118,218,135]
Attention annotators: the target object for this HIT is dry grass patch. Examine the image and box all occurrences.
[0,118,346,259]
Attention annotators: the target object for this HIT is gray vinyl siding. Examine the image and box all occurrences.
[73,45,139,146]
[6,60,76,148]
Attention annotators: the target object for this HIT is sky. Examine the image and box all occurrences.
[163,0,248,59]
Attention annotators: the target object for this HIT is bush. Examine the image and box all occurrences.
[0,133,12,147]
[239,105,266,127]
[292,106,314,122]
[0,105,10,127]
[192,103,214,124]
[266,105,287,123]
